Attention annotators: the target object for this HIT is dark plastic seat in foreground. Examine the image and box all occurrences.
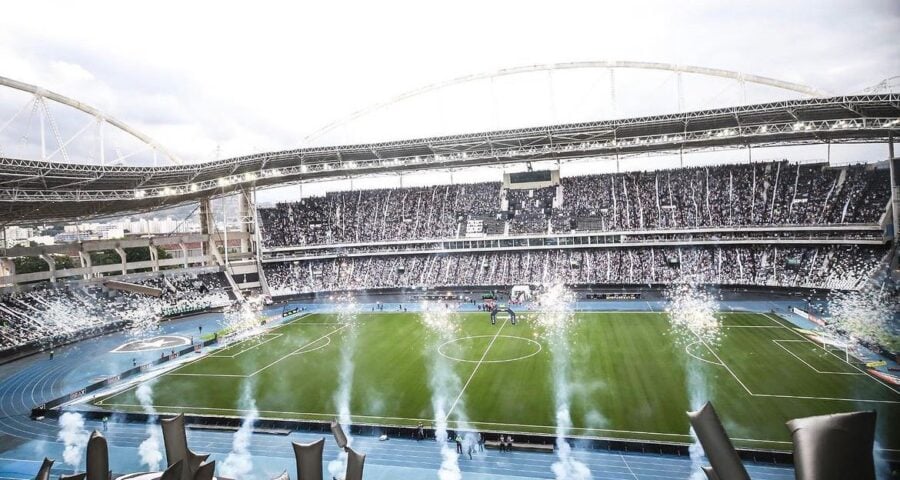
[159,460,184,480]
[293,438,325,480]
[192,461,215,480]
[344,446,366,480]
[58,431,110,480]
[161,414,210,480]
[686,402,751,480]
[701,466,719,480]
[786,410,876,480]
[34,457,53,480]
[330,420,348,449]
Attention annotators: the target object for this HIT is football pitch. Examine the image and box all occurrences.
[95,311,900,452]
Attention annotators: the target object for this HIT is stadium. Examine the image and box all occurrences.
[0,3,899,480]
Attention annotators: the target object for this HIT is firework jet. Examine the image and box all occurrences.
[329,297,359,478]
[57,412,89,469]
[420,301,471,480]
[534,284,592,480]
[220,382,259,478]
[665,279,721,480]
[136,383,164,471]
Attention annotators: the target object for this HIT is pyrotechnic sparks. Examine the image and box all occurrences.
[665,278,720,479]
[533,283,593,480]
[665,280,721,346]
[329,295,359,478]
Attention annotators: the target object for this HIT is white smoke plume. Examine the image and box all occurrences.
[57,412,89,469]
[136,383,164,471]
[534,284,592,480]
[421,301,470,480]
[220,382,259,478]
[827,288,897,353]
[328,297,359,478]
[665,278,720,480]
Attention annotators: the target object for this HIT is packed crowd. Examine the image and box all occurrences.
[0,271,233,352]
[264,245,887,295]
[259,182,501,246]
[551,161,889,233]
[259,161,890,246]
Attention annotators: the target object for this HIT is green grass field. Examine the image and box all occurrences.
[95,311,900,452]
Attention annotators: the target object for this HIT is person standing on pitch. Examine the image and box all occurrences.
[455,433,463,454]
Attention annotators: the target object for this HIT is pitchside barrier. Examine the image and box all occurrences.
[31,311,309,417]
[38,407,797,466]
[31,336,218,417]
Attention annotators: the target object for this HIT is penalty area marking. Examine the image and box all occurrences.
[168,324,347,378]
[438,335,542,364]
[684,341,724,366]
[763,313,900,396]
[772,340,863,376]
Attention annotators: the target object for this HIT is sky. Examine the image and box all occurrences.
[0,0,898,203]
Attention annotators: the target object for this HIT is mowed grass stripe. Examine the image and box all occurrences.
[93,311,900,451]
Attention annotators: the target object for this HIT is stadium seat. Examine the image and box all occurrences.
[192,461,215,480]
[292,438,325,480]
[686,402,751,480]
[701,466,719,480]
[786,410,877,480]
[58,431,110,480]
[33,457,53,480]
[160,414,210,480]
[344,446,366,480]
[159,461,183,480]
[330,419,348,449]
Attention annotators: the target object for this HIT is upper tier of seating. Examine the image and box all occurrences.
[259,161,890,248]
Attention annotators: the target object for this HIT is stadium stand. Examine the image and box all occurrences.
[263,245,888,295]
[0,272,232,352]
[259,161,890,248]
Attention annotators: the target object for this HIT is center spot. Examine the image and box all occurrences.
[438,335,543,363]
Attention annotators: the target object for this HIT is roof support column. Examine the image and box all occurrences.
[0,258,15,279]
[180,242,188,268]
[889,133,898,247]
[199,197,216,267]
[114,247,127,275]
[78,250,92,279]
[149,245,159,272]
[39,253,56,283]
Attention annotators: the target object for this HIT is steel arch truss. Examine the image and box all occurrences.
[0,94,897,224]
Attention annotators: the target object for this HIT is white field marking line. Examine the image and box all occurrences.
[208,333,283,358]
[438,335,542,364]
[172,327,345,378]
[722,325,784,328]
[445,318,508,420]
[750,393,900,404]
[289,335,331,356]
[684,341,724,366]
[99,313,321,401]
[763,313,900,396]
[248,324,348,377]
[694,333,755,396]
[772,340,863,375]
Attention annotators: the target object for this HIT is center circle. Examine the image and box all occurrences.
[438,335,543,363]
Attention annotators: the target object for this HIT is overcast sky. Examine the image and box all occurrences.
[0,0,898,202]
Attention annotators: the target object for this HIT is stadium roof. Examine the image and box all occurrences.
[0,94,898,224]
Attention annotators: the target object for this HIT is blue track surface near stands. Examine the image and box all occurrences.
[0,301,810,479]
